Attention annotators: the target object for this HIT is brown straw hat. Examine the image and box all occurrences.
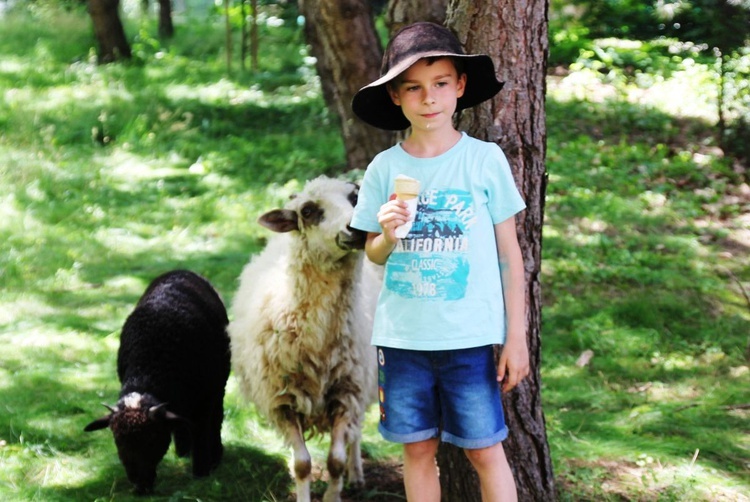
[351,22,504,131]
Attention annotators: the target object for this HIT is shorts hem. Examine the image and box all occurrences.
[441,426,509,449]
[378,424,439,444]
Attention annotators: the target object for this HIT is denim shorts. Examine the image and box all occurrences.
[376,345,508,449]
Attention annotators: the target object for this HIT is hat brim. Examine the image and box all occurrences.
[352,53,504,131]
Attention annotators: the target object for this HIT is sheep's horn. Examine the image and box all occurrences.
[101,403,117,413]
[148,402,170,419]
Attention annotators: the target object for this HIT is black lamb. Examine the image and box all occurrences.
[84,270,230,495]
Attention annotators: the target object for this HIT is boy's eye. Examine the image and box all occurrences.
[406,85,420,92]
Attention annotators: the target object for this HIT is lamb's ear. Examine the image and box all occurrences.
[84,415,112,432]
[259,209,299,233]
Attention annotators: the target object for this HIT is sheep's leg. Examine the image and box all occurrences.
[190,414,212,478]
[323,414,350,502]
[347,435,365,488]
[209,396,225,470]
[172,422,192,458]
[282,408,312,502]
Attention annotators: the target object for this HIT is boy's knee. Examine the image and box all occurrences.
[404,439,439,461]
[464,443,507,469]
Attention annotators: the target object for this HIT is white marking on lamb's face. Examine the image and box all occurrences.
[122,392,143,409]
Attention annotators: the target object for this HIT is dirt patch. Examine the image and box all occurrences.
[297,457,406,502]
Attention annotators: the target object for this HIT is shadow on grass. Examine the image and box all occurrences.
[32,443,293,502]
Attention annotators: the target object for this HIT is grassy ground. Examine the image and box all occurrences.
[1,6,748,502]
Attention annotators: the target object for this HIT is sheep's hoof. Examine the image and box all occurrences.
[348,478,365,491]
[133,485,154,496]
[322,486,342,502]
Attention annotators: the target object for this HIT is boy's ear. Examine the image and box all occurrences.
[386,83,401,106]
[456,73,467,99]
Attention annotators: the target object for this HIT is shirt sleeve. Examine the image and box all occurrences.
[351,156,387,233]
[484,144,526,223]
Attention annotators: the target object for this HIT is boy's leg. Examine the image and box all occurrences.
[403,438,440,502]
[464,442,517,502]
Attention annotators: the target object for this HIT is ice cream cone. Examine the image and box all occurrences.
[394,176,420,201]
[393,175,420,238]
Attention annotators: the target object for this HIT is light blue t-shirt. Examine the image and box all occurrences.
[351,133,526,350]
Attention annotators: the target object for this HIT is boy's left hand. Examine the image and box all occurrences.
[497,336,530,392]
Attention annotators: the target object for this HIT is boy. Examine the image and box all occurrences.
[350,22,529,501]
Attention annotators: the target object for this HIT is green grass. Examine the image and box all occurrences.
[1,5,749,501]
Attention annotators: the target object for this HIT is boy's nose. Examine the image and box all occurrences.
[422,90,436,104]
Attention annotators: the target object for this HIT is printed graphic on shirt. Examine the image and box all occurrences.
[386,189,474,301]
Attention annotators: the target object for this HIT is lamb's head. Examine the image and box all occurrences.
[84,392,184,494]
[258,176,366,259]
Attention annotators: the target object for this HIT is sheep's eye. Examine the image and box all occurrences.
[348,188,359,207]
[300,202,323,224]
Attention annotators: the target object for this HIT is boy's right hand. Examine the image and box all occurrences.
[377,195,410,245]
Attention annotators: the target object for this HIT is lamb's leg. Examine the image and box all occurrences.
[190,414,212,478]
[282,408,312,502]
[347,435,365,488]
[172,422,192,458]
[323,415,349,502]
[209,396,225,470]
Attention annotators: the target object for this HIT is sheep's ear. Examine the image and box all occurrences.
[259,209,299,233]
[84,416,112,432]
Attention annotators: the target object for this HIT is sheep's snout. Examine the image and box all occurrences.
[335,226,367,251]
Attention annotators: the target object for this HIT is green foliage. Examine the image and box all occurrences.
[1,4,749,502]
[657,0,750,54]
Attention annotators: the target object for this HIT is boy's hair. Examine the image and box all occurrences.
[388,56,466,89]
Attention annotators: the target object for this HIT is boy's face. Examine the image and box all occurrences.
[387,58,466,133]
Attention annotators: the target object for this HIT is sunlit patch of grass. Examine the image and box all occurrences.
[557,455,750,502]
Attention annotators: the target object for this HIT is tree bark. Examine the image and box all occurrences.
[299,0,393,170]
[157,0,174,38]
[385,0,448,32]
[436,1,555,501]
[87,0,132,63]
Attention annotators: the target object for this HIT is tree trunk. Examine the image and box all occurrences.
[299,0,393,170]
[87,0,132,63]
[436,1,556,501]
[240,0,260,72]
[158,0,174,38]
[385,0,448,32]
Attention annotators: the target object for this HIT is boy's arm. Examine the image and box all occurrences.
[364,199,410,265]
[494,216,530,392]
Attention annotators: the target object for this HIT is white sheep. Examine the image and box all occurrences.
[228,176,379,502]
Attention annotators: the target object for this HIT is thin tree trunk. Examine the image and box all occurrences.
[240,0,248,71]
[250,0,259,71]
[157,0,174,38]
[240,0,260,72]
[437,1,556,500]
[87,0,132,63]
[224,0,232,74]
[717,50,727,149]
[299,0,393,170]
